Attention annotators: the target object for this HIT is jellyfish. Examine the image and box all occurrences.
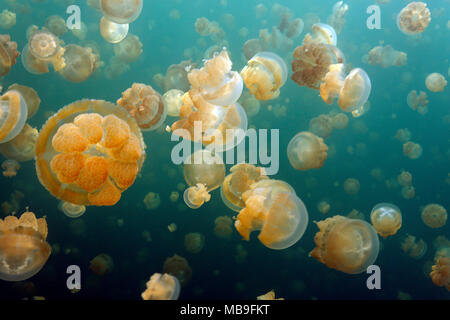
[58,201,86,218]
[58,45,100,83]
[310,215,380,274]
[183,149,225,191]
[162,254,192,286]
[332,113,348,129]
[143,192,160,210]
[113,34,142,63]
[327,1,348,34]
[370,203,402,238]
[7,84,40,119]
[89,253,114,276]
[169,191,179,203]
[363,45,407,68]
[343,178,360,195]
[45,15,67,37]
[303,23,337,46]
[0,124,38,162]
[0,89,28,144]
[72,22,88,41]
[287,131,328,171]
[100,0,143,24]
[397,2,431,35]
[35,100,146,206]
[214,216,233,239]
[309,114,333,138]
[403,141,422,159]
[286,18,304,39]
[28,28,66,71]
[394,128,411,143]
[430,258,450,291]
[184,232,205,254]
[163,89,184,117]
[241,52,288,101]
[141,273,180,300]
[168,223,177,232]
[0,10,16,30]
[318,200,331,214]
[21,44,49,75]
[407,90,428,114]
[0,210,51,281]
[194,17,211,36]
[401,186,415,200]
[425,73,447,92]
[183,184,210,209]
[239,90,260,117]
[2,159,19,177]
[242,39,266,61]
[401,235,427,259]
[117,83,167,131]
[421,204,447,229]
[235,179,308,250]
[0,34,19,77]
[99,16,129,44]
[163,61,191,92]
[257,290,285,300]
[397,171,412,187]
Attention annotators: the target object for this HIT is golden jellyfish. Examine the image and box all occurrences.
[101,0,143,24]
[141,273,180,300]
[0,124,38,162]
[0,211,51,281]
[183,149,225,192]
[184,232,205,254]
[397,2,431,35]
[143,192,160,210]
[343,178,360,195]
[303,23,337,46]
[183,184,210,209]
[21,44,49,75]
[214,216,233,239]
[168,223,177,232]
[220,163,267,212]
[7,84,40,119]
[401,186,415,200]
[309,114,333,138]
[58,45,100,83]
[0,10,16,30]
[169,191,179,202]
[327,1,348,34]
[318,200,331,214]
[421,204,447,229]
[397,170,412,187]
[239,90,260,117]
[0,89,28,144]
[425,73,447,92]
[35,100,146,206]
[430,258,450,291]
[28,28,65,71]
[235,179,308,250]
[117,83,167,131]
[394,128,411,143]
[257,290,285,300]
[363,45,407,68]
[2,159,19,177]
[403,141,422,159]
[407,90,428,115]
[163,254,192,286]
[401,235,427,259]
[45,15,67,37]
[163,61,191,92]
[113,34,142,63]
[0,34,19,77]
[99,16,129,44]
[370,203,402,238]
[89,253,114,276]
[332,113,348,129]
[194,17,211,36]
[310,215,380,274]
[58,201,86,218]
[163,89,184,117]
[287,131,328,170]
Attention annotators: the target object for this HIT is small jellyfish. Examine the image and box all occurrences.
[394,128,411,143]
[421,204,447,229]
[239,90,260,117]
[370,203,402,238]
[257,290,285,300]
[28,28,66,71]
[58,45,100,83]
[309,114,333,138]
[100,0,143,24]
[21,44,49,75]
[45,15,67,37]
[318,200,331,214]
[194,17,211,36]
[0,89,28,144]
[58,201,86,218]
[141,273,180,300]
[363,45,407,68]
[0,34,20,77]
[0,124,38,162]
[169,191,179,203]
[397,171,412,187]
[401,185,415,200]
[163,89,184,117]
[403,141,422,159]
[397,2,431,35]
[184,232,205,253]
[163,254,192,286]
[401,235,427,259]
[407,90,428,114]
[310,215,380,274]
[183,149,225,192]
[99,16,129,44]
[287,131,328,170]
[425,73,447,92]
[2,159,19,177]
[163,61,191,92]
[113,33,142,63]
[331,113,348,129]
[430,258,450,291]
[214,216,233,239]
[343,178,360,195]
[327,1,348,34]
[0,211,51,281]
[235,179,308,250]
[0,10,16,30]
[89,253,114,276]
[168,223,177,232]
[183,184,210,209]
[241,52,288,101]
[303,23,337,46]
[117,83,167,131]
[143,192,160,210]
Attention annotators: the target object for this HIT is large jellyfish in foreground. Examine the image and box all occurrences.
[370,203,402,238]
[141,273,180,300]
[0,211,51,281]
[310,215,379,274]
[35,100,146,206]
[287,131,328,170]
[397,2,431,35]
[99,16,129,44]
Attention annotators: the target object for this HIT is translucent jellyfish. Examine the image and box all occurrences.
[28,28,66,71]
[310,215,380,274]
[327,1,348,34]
[241,52,288,101]
[370,203,402,238]
[169,191,179,202]
[318,200,331,214]
[143,192,160,210]
[163,61,191,92]
[71,22,88,41]
[303,23,337,46]
[163,89,184,117]
[291,43,344,89]
[100,0,143,24]
[35,100,146,206]
[21,44,49,75]
[59,45,100,83]
[343,178,360,195]
[394,128,411,143]
[397,171,412,187]
[214,216,233,239]
[430,258,450,291]
[401,235,427,259]
[195,17,211,36]
[242,38,266,61]
[58,201,86,218]
[239,90,260,117]
[99,16,129,44]
[163,254,192,286]
[425,73,447,92]
[235,179,308,250]
[286,18,304,39]
[401,186,415,200]
[421,204,447,229]
[0,124,38,162]
[255,3,267,19]
[8,84,40,119]
[89,253,114,276]
[257,290,284,300]
[397,2,431,35]
[287,131,328,170]
[0,211,51,281]
[363,45,407,68]
[0,89,28,144]
[332,113,348,129]
[403,141,422,159]
[184,232,205,253]
[407,90,428,114]
[141,273,180,300]
[0,10,16,30]
[183,184,210,209]
[45,15,67,37]
[309,114,333,138]
[0,34,20,77]
[2,159,19,177]
[183,149,225,192]
[113,34,142,63]
[168,223,177,232]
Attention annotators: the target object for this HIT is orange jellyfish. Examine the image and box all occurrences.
[214,216,233,239]
[183,184,210,209]
[235,179,308,250]
[421,204,447,229]
[397,2,431,35]
[403,141,422,159]
[221,163,268,212]
[162,254,192,286]
[430,258,450,291]
[117,83,167,131]
[183,149,225,192]
[287,131,328,170]
[58,201,86,218]
[370,203,402,238]
[401,235,427,259]
[0,124,38,162]
[58,45,101,83]
[89,253,114,276]
[303,23,337,46]
[28,28,66,71]
[257,290,285,300]
[101,0,143,24]
[0,210,51,281]
[343,178,360,195]
[113,33,142,63]
[397,170,412,187]
[0,34,19,77]
[141,273,180,300]
[317,200,331,214]
[143,192,160,210]
[241,52,288,101]
[310,215,380,274]
[425,73,447,93]
[99,16,129,44]
[184,232,205,253]
[7,84,40,119]
[35,99,146,206]
[2,159,19,177]
[0,89,28,144]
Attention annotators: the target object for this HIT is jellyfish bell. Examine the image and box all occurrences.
[183,149,225,192]
[28,29,65,71]
[430,258,450,291]
[89,253,113,276]
[183,184,211,209]
[421,204,447,229]
[113,33,142,63]
[101,0,143,24]
[58,45,99,83]
[303,23,337,46]
[0,34,19,77]
[21,44,49,75]
[2,159,19,177]
[7,84,40,119]
[287,131,328,170]
[99,16,129,44]
[0,90,28,144]
[397,2,431,35]
[141,273,180,300]
[58,201,86,218]
[425,73,447,93]
[0,124,38,162]
[370,203,402,238]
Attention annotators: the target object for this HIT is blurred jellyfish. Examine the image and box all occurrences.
[0,89,28,144]
[28,28,66,71]
[169,191,179,203]
[309,114,333,138]
[242,39,266,61]
[397,171,412,187]
[331,113,348,129]
[310,215,379,274]
[194,17,211,36]
[183,184,210,209]
[363,45,407,68]
[287,131,328,170]
[7,84,40,119]
[430,258,450,291]
[58,201,86,218]
[71,22,88,41]
[286,18,304,39]
[403,141,422,159]
[238,90,260,117]
[163,89,184,117]
[163,61,191,92]
[397,2,431,35]
[255,4,267,19]
[0,10,16,30]
[401,235,427,259]
[327,1,349,34]
[401,186,415,200]
[168,223,177,232]
[59,45,101,83]
[100,16,129,44]
[214,216,233,239]
[21,44,49,75]
[2,159,19,177]
[257,290,284,300]
[421,204,447,229]
[89,253,114,276]
[45,15,67,37]
[163,254,192,286]
[303,23,337,46]
[407,90,428,114]
[394,128,411,143]
[317,200,331,214]
[0,211,51,281]
[141,273,180,300]
[0,34,19,76]
[370,203,402,238]
[143,192,160,210]
[425,73,447,92]
[114,34,142,63]
[184,232,205,253]
[183,149,225,192]
[100,0,143,24]
[343,178,360,195]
